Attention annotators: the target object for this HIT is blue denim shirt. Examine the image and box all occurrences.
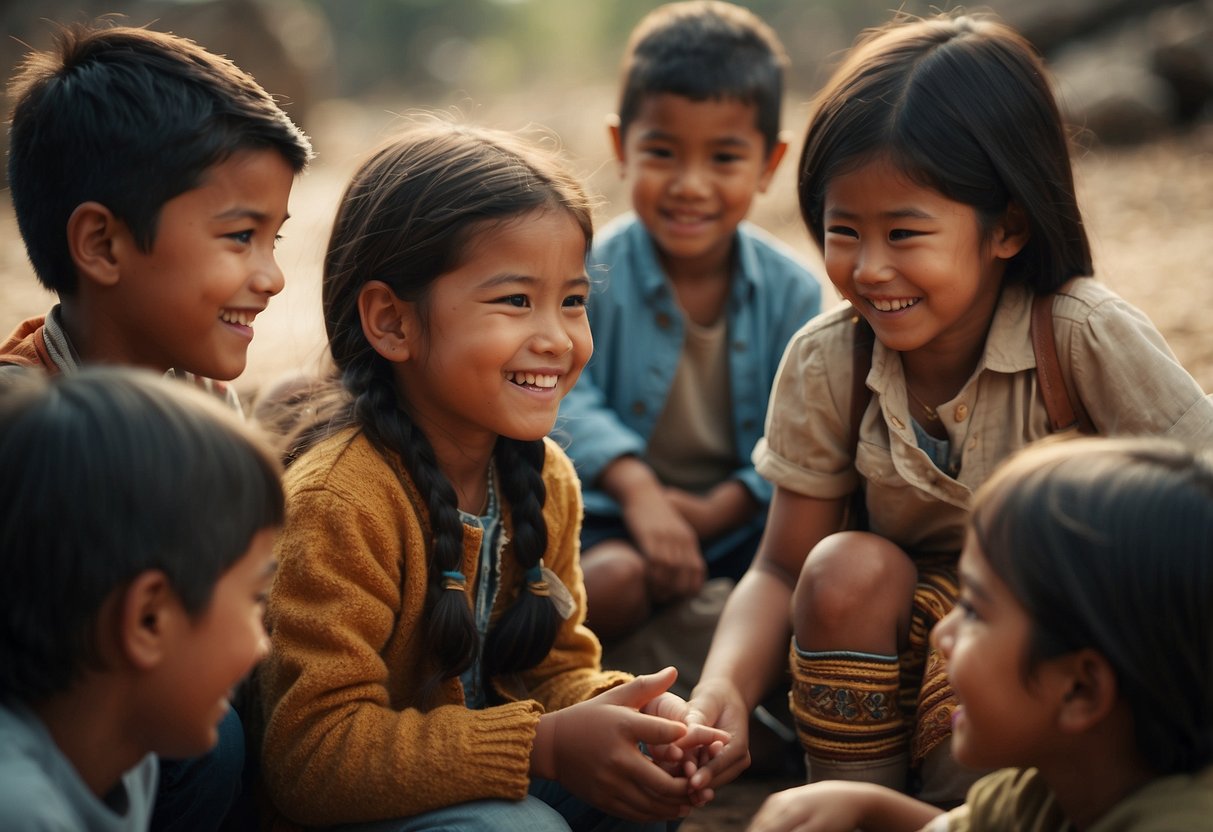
[556,213,823,516]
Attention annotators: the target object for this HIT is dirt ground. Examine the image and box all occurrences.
[1,97,1211,830]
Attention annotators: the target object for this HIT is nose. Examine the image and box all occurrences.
[253,249,286,297]
[670,161,710,199]
[930,606,959,658]
[532,308,574,356]
[852,241,893,286]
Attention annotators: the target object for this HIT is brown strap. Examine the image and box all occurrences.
[1030,292,1093,433]
[849,314,874,453]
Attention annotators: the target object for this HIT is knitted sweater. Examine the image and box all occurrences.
[259,428,631,827]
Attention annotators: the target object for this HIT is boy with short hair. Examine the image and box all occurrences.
[0,367,284,831]
[558,1,821,651]
[0,22,310,828]
[0,22,312,402]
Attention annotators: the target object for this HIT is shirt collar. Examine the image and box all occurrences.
[620,213,757,304]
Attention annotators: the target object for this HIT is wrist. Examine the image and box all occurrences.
[530,712,559,781]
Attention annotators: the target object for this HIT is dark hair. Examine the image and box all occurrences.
[617,0,788,153]
[0,367,284,704]
[798,13,1092,292]
[301,121,592,702]
[7,21,313,295]
[972,437,1213,775]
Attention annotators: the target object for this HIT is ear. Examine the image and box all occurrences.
[358,280,413,362]
[119,570,182,671]
[607,114,626,171]
[66,201,124,288]
[1054,648,1119,735]
[992,201,1030,260]
[756,132,790,193]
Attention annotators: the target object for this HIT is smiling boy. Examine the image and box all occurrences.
[0,21,310,829]
[0,22,311,400]
[558,1,821,652]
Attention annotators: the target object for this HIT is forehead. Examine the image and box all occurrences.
[627,92,762,142]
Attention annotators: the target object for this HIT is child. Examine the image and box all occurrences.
[0,22,312,403]
[0,367,283,831]
[684,11,1213,805]
[746,436,1213,831]
[557,0,822,649]
[0,21,311,830]
[258,122,728,831]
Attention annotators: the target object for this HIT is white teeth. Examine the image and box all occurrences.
[870,297,919,312]
[506,371,558,389]
[220,309,255,326]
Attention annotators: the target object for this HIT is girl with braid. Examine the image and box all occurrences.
[257,122,727,832]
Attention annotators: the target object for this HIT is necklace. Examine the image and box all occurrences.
[906,385,940,422]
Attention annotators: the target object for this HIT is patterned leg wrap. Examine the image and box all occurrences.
[789,646,908,767]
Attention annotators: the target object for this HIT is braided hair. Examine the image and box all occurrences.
[307,122,592,701]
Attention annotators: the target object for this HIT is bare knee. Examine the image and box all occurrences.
[581,541,649,639]
[792,532,916,652]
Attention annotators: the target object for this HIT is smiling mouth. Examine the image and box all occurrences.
[505,371,558,389]
[867,297,920,312]
[220,309,257,326]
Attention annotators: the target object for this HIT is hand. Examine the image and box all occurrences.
[665,481,758,541]
[747,781,943,832]
[620,489,705,603]
[639,684,728,785]
[535,668,703,821]
[684,676,752,798]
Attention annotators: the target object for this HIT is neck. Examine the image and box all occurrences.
[33,681,148,799]
[1036,713,1155,830]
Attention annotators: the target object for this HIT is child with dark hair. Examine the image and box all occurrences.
[0,367,283,831]
[0,20,311,829]
[685,10,1213,806]
[748,436,1213,830]
[0,21,312,397]
[558,0,822,650]
[258,121,727,831]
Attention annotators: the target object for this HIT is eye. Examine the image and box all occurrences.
[641,145,674,160]
[713,151,743,165]
[826,225,858,239]
[889,229,923,242]
[496,294,529,308]
[563,294,588,308]
[956,597,979,621]
[228,230,254,244]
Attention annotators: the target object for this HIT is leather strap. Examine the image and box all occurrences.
[1030,292,1093,433]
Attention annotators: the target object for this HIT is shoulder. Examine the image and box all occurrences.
[0,707,84,829]
[959,768,1060,828]
[284,427,402,509]
[541,437,580,493]
[589,213,645,261]
[782,302,867,365]
[0,315,49,370]
[1050,276,1134,321]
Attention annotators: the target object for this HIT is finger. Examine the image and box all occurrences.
[597,667,680,711]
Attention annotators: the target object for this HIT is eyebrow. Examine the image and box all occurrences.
[636,129,754,149]
[214,207,291,223]
[475,273,591,291]
[958,567,992,604]
[826,207,936,222]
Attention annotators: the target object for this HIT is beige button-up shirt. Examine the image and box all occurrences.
[754,278,1213,555]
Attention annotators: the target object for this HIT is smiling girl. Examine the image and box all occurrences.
[256,122,726,832]
[685,11,1213,807]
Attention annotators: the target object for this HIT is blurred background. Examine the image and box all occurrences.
[1,0,1211,400]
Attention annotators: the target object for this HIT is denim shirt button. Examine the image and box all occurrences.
[733,340,747,352]
[631,400,647,416]
[655,312,673,329]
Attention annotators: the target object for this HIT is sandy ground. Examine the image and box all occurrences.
[1,96,1211,829]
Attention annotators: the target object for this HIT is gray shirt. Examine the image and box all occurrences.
[0,701,158,831]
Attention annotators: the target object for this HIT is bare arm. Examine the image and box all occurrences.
[686,487,847,791]
[664,479,760,541]
[747,781,944,832]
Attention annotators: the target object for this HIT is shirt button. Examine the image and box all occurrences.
[742,418,755,430]
[891,416,905,430]
[655,312,673,330]
[631,400,647,416]
[967,436,978,450]
[733,340,747,352]
[954,403,969,422]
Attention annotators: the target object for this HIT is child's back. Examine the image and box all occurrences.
[558,0,822,656]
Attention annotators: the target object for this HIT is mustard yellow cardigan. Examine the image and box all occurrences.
[259,429,630,826]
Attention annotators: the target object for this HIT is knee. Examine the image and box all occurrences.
[793,532,916,631]
[582,542,646,598]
